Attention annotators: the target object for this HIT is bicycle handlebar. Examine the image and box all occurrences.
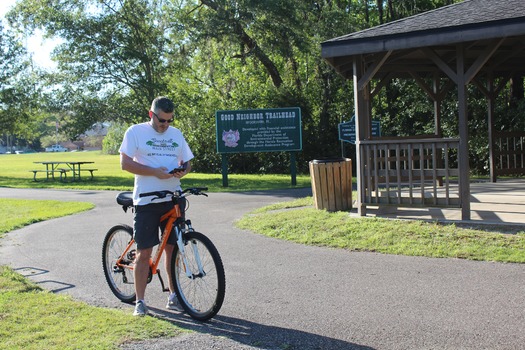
[139,187,208,199]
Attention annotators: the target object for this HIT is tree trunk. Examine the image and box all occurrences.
[200,0,283,88]
[377,0,384,24]
[510,75,524,102]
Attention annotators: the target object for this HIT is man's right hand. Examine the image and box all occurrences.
[121,153,173,179]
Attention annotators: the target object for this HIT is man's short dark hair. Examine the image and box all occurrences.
[151,96,175,114]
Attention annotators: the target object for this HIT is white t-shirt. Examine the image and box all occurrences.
[119,122,194,206]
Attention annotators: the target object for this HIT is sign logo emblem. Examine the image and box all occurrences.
[222,129,240,148]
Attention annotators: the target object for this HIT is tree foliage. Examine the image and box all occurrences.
[8,0,174,127]
[3,0,523,175]
[0,20,31,150]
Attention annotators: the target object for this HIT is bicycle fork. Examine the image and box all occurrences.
[176,220,206,279]
[155,221,205,292]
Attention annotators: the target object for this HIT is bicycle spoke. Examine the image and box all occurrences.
[172,231,225,321]
[102,225,136,303]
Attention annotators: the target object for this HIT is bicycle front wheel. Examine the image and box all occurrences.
[102,224,136,303]
[171,231,226,321]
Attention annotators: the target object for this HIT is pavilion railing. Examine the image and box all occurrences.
[493,131,525,177]
[359,137,460,207]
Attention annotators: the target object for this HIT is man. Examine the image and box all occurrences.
[119,96,194,316]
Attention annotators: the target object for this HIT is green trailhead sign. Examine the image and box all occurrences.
[216,107,302,153]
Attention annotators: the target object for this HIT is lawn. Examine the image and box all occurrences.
[0,199,94,239]
[236,198,525,263]
[0,198,184,349]
[0,151,312,191]
[0,266,184,350]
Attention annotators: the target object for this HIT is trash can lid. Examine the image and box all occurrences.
[311,158,347,164]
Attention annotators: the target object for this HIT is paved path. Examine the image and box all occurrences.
[1,187,525,350]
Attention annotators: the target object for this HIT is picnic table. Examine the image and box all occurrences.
[67,161,96,181]
[31,161,97,182]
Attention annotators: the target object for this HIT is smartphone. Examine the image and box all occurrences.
[169,162,188,174]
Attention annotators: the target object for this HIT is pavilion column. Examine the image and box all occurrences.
[456,45,471,220]
[487,74,496,182]
[353,55,370,216]
[474,73,509,183]
[433,75,445,185]
[433,74,442,137]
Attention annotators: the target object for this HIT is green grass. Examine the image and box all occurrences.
[0,266,184,350]
[0,151,311,191]
[0,199,94,239]
[236,198,525,263]
[0,198,185,349]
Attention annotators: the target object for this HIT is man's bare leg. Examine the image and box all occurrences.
[134,247,153,301]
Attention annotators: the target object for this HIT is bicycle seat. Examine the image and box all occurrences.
[116,191,134,208]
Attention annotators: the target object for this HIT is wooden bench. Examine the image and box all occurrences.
[30,169,70,182]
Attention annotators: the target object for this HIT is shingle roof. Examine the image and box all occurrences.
[322,0,525,58]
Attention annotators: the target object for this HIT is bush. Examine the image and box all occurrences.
[102,122,129,155]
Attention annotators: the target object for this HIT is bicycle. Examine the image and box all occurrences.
[102,187,225,321]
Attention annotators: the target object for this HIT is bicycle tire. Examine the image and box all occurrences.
[102,224,136,303]
[171,231,226,321]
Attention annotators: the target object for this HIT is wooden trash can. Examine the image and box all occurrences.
[309,158,352,212]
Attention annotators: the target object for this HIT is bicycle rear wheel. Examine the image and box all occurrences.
[171,231,226,321]
[102,224,136,303]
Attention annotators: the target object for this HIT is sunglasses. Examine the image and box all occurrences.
[152,112,174,124]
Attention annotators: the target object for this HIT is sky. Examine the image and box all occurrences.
[0,0,57,69]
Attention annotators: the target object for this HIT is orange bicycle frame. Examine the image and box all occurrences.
[115,202,182,275]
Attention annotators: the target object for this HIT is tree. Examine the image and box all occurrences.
[0,20,33,151]
[102,121,129,155]
[166,0,362,171]
[8,0,494,175]
[9,0,176,136]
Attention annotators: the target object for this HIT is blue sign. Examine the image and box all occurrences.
[339,120,355,143]
[338,116,380,144]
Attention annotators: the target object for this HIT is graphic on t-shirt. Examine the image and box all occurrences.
[146,138,180,150]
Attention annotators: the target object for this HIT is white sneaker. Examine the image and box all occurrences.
[166,295,183,312]
[133,300,148,316]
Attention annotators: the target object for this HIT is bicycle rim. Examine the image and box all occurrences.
[172,231,225,321]
[102,224,136,303]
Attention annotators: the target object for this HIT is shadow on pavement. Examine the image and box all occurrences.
[14,266,76,293]
[135,307,375,350]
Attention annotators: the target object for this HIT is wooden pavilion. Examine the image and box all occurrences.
[321,0,525,220]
